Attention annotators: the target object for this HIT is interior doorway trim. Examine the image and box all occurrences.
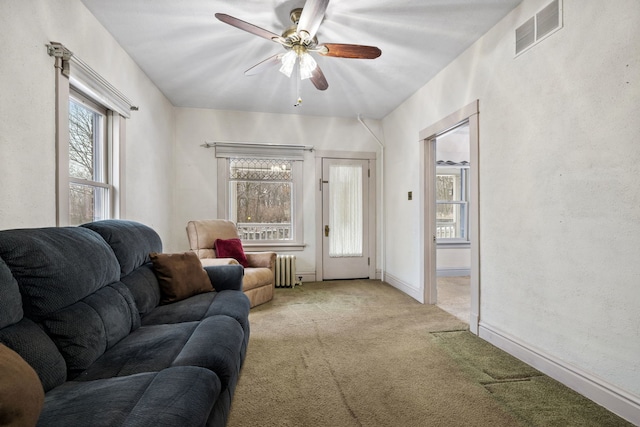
[419,100,480,334]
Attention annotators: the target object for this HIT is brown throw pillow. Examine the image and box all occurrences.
[0,344,45,427]
[149,251,213,304]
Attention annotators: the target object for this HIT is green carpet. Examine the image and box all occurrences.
[431,331,542,383]
[432,330,633,426]
[227,280,632,426]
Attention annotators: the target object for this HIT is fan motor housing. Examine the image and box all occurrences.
[281,8,318,48]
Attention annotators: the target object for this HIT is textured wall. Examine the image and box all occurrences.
[382,0,640,399]
[0,0,176,246]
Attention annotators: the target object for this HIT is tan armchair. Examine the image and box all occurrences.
[186,219,276,308]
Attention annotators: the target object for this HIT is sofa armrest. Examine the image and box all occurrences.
[245,252,276,269]
[204,264,245,292]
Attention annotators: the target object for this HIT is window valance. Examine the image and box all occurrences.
[47,42,137,118]
[203,141,313,161]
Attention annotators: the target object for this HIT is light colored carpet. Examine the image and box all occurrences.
[437,275,470,323]
[228,280,632,427]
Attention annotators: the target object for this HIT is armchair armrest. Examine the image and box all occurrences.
[245,252,276,269]
[200,257,240,267]
[204,264,244,292]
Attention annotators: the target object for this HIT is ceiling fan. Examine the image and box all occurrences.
[215,0,381,96]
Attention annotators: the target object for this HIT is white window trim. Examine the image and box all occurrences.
[49,42,132,226]
[210,142,312,251]
[436,165,471,247]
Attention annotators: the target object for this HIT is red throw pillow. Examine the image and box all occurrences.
[215,238,248,268]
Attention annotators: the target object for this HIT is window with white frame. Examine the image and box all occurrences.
[436,163,469,243]
[49,42,134,226]
[215,143,307,250]
[68,90,111,225]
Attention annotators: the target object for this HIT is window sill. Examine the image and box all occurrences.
[243,242,306,252]
[436,240,470,248]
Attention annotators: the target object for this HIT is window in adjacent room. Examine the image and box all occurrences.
[215,143,306,251]
[68,90,111,225]
[435,121,471,244]
[436,164,469,242]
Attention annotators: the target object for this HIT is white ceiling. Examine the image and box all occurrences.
[81,0,523,120]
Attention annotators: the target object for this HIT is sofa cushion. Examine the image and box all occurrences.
[76,316,244,392]
[139,289,250,362]
[0,227,121,320]
[39,367,220,427]
[215,238,248,267]
[150,252,213,304]
[0,318,67,392]
[142,290,250,334]
[0,227,140,379]
[0,344,44,426]
[0,258,22,329]
[120,263,162,316]
[41,282,141,378]
[82,220,163,277]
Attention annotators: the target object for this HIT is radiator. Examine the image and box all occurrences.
[275,255,298,288]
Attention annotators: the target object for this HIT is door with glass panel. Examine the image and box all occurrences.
[322,158,370,279]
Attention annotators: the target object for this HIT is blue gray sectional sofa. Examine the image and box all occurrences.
[0,220,250,426]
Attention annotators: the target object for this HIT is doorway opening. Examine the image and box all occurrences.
[419,100,480,334]
[434,123,471,323]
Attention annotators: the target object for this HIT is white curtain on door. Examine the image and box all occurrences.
[329,164,363,257]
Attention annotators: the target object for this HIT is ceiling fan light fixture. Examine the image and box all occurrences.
[279,45,317,80]
[299,52,317,80]
[279,49,297,78]
[216,0,381,94]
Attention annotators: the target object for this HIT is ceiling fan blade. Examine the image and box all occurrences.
[318,43,382,59]
[244,54,282,76]
[215,13,285,44]
[297,0,329,40]
[310,65,328,91]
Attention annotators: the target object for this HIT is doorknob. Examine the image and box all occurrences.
[325,225,330,237]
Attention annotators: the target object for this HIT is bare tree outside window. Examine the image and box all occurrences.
[436,175,455,221]
[69,101,94,180]
[230,159,293,240]
[68,98,107,225]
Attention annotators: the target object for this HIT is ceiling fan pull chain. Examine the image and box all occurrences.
[295,63,302,107]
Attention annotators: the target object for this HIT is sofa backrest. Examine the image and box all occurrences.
[0,257,22,327]
[0,226,140,379]
[81,220,163,276]
[82,220,163,315]
[0,258,67,392]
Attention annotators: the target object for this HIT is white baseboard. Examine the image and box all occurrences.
[296,271,316,283]
[436,268,470,277]
[479,323,640,425]
[384,271,424,303]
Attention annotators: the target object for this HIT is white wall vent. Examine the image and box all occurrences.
[515,0,562,56]
[515,17,535,54]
